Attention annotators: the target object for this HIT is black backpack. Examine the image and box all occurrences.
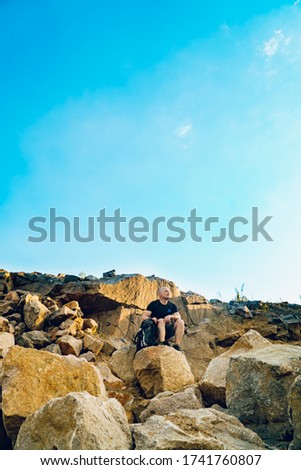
[134,318,158,352]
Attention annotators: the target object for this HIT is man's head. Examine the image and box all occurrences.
[158,286,171,300]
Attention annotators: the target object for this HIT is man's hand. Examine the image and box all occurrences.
[163,315,172,324]
[164,313,181,323]
[151,317,158,324]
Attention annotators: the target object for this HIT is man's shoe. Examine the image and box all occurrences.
[173,344,182,352]
[158,341,170,346]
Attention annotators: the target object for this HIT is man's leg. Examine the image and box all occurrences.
[157,318,166,342]
[174,318,185,345]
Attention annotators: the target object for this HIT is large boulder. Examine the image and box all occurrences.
[200,330,271,406]
[80,274,181,311]
[109,345,137,383]
[140,386,203,422]
[23,294,50,330]
[14,392,132,450]
[180,327,215,381]
[288,375,301,450]
[2,346,106,443]
[90,306,143,341]
[132,408,266,450]
[55,274,181,313]
[226,344,301,447]
[133,346,195,398]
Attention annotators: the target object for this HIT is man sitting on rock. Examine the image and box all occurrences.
[141,286,185,351]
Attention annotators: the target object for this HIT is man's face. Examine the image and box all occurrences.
[159,287,171,299]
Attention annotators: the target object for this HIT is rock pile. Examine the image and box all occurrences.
[0,268,301,450]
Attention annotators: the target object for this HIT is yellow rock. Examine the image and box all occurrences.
[23,294,50,330]
[68,317,84,336]
[83,318,98,334]
[56,317,84,337]
[289,375,301,449]
[226,344,301,446]
[83,274,180,311]
[0,316,9,332]
[2,346,107,443]
[57,335,82,356]
[63,300,80,310]
[109,346,136,383]
[201,329,271,406]
[0,332,15,358]
[4,291,20,304]
[133,346,195,398]
[132,408,266,450]
[180,327,215,382]
[91,306,142,341]
[14,392,132,450]
[83,334,103,355]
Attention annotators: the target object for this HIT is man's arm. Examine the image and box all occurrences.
[163,309,181,323]
[172,311,181,320]
[141,309,152,321]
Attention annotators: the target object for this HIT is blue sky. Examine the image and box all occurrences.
[1,0,301,302]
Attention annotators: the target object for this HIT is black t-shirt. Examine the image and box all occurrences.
[146,300,178,320]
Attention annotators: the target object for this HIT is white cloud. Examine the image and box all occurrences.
[175,124,192,138]
[261,30,292,58]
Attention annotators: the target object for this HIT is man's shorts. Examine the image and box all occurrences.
[165,321,176,339]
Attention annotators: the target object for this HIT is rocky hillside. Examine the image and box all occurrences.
[1,268,301,450]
